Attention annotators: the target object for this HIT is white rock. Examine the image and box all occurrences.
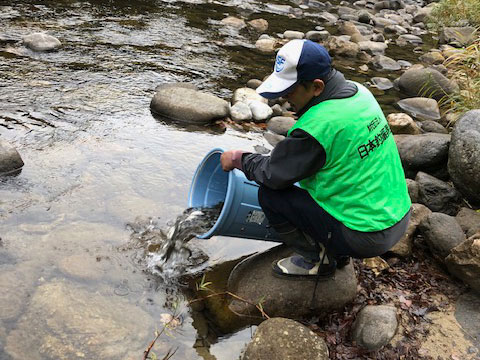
[230,101,253,122]
[232,87,267,104]
[248,100,273,122]
[23,32,61,51]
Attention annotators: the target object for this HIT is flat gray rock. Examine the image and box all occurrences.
[448,110,480,204]
[23,32,61,51]
[372,77,393,90]
[416,171,462,215]
[418,120,448,134]
[440,27,476,47]
[397,67,459,102]
[419,212,466,260]
[242,318,329,360]
[227,245,357,318]
[352,305,398,350]
[358,41,388,56]
[0,140,24,175]
[397,97,440,121]
[455,291,480,347]
[150,85,229,124]
[371,55,400,71]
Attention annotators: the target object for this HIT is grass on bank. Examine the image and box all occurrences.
[440,36,480,121]
[428,0,480,29]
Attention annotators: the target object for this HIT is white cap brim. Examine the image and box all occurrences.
[256,73,298,99]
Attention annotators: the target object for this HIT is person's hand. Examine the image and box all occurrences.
[220,150,235,171]
[220,150,245,172]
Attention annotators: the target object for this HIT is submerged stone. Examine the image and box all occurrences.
[5,280,152,360]
[23,32,61,51]
[0,140,24,175]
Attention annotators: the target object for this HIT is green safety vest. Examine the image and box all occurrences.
[288,82,411,232]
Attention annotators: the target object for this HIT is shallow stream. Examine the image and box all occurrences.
[0,0,432,359]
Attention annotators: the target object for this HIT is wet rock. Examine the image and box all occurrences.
[283,30,305,40]
[416,172,462,215]
[371,55,400,71]
[396,97,440,121]
[255,38,277,53]
[387,113,421,135]
[385,24,408,35]
[23,32,61,51]
[306,30,330,41]
[5,280,151,360]
[418,120,448,134]
[58,254,109,281]
[352,305,397,350]
[264,132,285,147]
[265,4,293,14]
[396,34,423,46]
[407,179,420,203]
[150,85,229,124]
[230,101,253,122]
[456,208,480,238]
[249,100,273,122]
[242,318,329,360]
[397,67,459,102]
[371,77,393,90]
[419,212,466,260]
[397,60,412,69]
[373,17,398,28]
[271,104,283,116]
[419,51,445,65]
[248,18,269,32]
[374,0,404,11]
[227,245,357,318]
[394,133,450,177]
[440,27,476,47]
[359,41,388,56]
[448,110,480,204]
[267,116,296,136]
[246,79,262,89]
[429,64,448,76]
[390,203,431,257]
[413,7,433,23]
[318,11,338,24]
[324,36,360,57]
[446,236,480,293]
[0,140,24,175]
[233,87,267,104]
[358,11,375,25]
[221,16,246,29]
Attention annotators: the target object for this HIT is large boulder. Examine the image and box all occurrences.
[389,203,431,257]
[0,140,24,175]
[419,212,466,260]
[456,208,480,238]
[23,32,61,51]
[445,234,480,293]
[242,318,329,360]
[439,27,477,47]
[249,101,273,122]
[150,85,229,124]
[448,110,480,204]
[397,67,459,102]
[394,134,450,178]
[352,305,398,350]
[396,97,440,121]
[267,117,296,136]
[227,245,357,318]
[416,171,462,215]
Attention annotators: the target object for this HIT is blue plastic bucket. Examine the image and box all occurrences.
[188,148,280,241]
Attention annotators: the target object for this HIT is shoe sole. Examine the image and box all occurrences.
[271,263,336,281]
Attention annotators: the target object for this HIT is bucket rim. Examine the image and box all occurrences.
[188,148,234,239]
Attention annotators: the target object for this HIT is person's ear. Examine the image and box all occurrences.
[312,79,325,96]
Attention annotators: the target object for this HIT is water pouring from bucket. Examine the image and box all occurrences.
[188,148,281,241]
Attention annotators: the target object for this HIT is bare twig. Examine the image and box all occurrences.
[143,318,179,360]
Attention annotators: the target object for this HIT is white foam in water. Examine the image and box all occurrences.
[129,205,222,282]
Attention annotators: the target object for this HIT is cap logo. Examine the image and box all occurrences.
[275,55,286,72]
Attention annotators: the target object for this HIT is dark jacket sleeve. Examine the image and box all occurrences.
[241,129,326,190]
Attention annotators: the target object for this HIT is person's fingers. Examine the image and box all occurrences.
[220,151,233,171]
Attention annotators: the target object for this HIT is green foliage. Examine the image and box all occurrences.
[196,273,212,292]
[428,0,480,29]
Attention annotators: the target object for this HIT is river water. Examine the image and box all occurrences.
[0,0,427,359]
